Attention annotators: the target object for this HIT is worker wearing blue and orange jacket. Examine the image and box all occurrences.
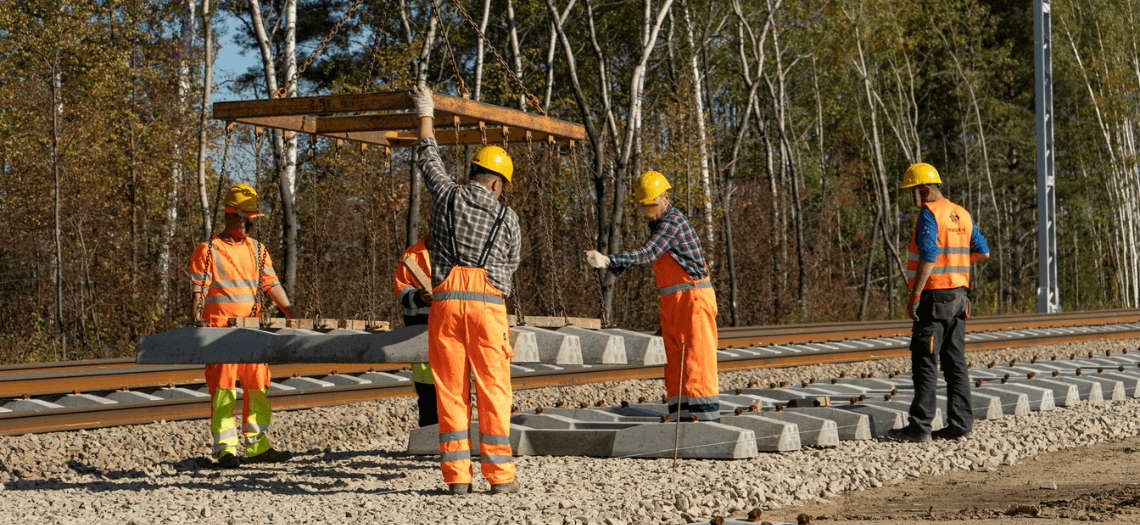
[584,171,720,423]
[190,184,295,468]
[888,163,989,443]
[394,234,437,427]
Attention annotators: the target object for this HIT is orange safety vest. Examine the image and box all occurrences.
[393,235,432,318]
[907,199,972,290]
[190,236,279,327]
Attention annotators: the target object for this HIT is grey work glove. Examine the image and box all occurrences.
[585,250,611,269]
[410,85,434,119]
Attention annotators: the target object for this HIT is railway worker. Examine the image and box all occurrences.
[410,86,522,495]
[190,184,296,468]
[888,163,989,443]
[393,232,438,427]
[583,171,720,423]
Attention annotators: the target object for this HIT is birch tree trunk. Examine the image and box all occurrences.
[195,0,215,241]
[50,51,65,359]
[157,0,196,317]
[603,0,675,322]
[680,0,715,250]
[541,0,576,112]
[405,7,437,247]
[248,0,299,294]
[506,0,525,111]
[473,0,491,102]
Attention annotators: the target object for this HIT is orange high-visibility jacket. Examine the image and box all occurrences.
[393,235,432,317]
[906,199,973,290]
[190,236,279,327]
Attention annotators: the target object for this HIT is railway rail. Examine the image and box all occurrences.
[3,309,1140,436]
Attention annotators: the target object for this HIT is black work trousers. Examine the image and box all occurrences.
[907,287,973,434]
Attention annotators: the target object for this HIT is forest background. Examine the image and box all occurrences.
[1,0,1136,363]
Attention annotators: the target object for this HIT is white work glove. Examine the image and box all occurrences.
[410,85,434,119]
[585,250,611,269]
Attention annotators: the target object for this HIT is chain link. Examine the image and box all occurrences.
[567,141,608,327]
[274,0,368,99]
[546,139,568,318]
[429,0,469,97]
[205,124,236,242]
[444,0,546,115]
[360,0,394,93]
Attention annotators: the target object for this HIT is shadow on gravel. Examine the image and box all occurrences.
[7,449,442,497]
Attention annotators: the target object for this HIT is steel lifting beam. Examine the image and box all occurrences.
[1035,0,1060,313]
[212,91,586,147]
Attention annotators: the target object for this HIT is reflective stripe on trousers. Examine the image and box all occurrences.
[206,363,273,458]
[654,253,720,424]
[658,279,713,296]
[210,389,241,457]
[430,266,516,485]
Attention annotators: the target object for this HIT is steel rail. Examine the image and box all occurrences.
[4,309,1140,399]
[0,363,409,399]
[4,317,1140,435]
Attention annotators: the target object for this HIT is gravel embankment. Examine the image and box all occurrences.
[2,338,1139,525]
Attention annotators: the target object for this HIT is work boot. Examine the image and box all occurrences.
[245,448,293,464]
[448,483,472,495]
[887,425,931,443]
[216,453,240,469]
[932,428,972,441]
[490,480,520,494]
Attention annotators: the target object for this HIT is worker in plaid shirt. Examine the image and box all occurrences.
[585,171,720,423]
[411,86,521,495]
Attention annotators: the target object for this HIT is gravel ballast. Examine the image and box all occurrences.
[3,338,1140,525]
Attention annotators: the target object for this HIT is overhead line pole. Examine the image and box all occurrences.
[1035,0,1060,313]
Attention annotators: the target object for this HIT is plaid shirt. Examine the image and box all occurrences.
[417,138,521,296]
[608,205,709,280]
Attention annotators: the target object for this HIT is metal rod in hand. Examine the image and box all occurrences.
[672,338,686,472]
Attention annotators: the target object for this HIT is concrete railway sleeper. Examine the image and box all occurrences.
[4,318,1140,447]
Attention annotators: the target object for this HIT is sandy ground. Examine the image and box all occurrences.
[762,433,1140,524]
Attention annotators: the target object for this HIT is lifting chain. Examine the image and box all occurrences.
[429,0,469,98]
[445,0,546,115]
[567,141,608,327]
[529,134,567,318]
[274,0,368,99]
[360,0,394,93]
[208,123,235,240]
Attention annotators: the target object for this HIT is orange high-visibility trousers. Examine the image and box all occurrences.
[205,363,273,457]
[428,266,516,486]
[654,253,720,422]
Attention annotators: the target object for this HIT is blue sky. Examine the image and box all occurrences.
[212,13,258,102]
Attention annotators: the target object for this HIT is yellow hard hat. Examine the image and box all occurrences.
[902,163,942,189]
[223,183,263,218]
[635,170,671,205]
[472,145,513,184]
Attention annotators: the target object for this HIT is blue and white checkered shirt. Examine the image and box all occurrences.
[608,205,708,280]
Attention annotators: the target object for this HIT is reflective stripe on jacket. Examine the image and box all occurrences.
[190,237,278,327]
[907,199,972,290]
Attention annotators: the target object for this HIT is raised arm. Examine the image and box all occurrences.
[412,86,456,201]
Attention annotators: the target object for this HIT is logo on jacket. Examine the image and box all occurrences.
[949,211,960,224]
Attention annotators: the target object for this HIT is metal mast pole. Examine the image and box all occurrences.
[1035,0,1060,313]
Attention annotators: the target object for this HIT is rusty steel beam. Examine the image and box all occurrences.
[229,116,395,146]
[212,91,586,145]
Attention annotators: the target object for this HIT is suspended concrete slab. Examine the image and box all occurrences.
[135,325,429,365]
